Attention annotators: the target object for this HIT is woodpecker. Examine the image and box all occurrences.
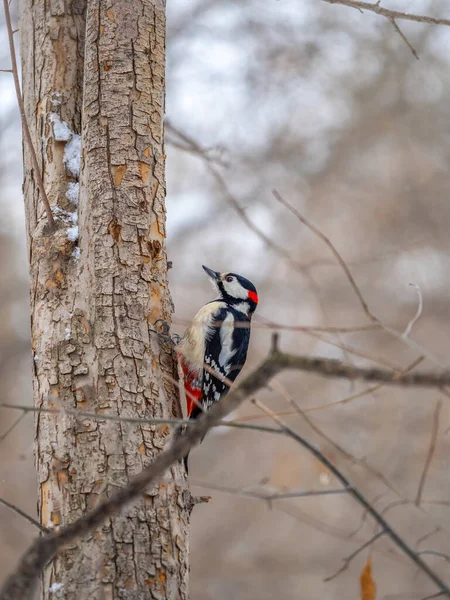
[177,265,258,472]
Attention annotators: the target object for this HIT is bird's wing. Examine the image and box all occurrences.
[179,301,226,418]
[200,309,250,413]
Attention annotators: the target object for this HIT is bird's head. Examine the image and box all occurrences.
[202,265,258,314]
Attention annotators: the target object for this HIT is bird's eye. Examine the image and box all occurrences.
[226,276,234,283]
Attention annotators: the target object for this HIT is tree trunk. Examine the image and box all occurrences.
[19,1,189,598]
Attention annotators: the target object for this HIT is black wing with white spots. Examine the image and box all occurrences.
[188,306,251,420]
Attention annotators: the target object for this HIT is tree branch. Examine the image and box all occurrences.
[165,121,315,280]
[324,530,385,582]
[388,16,419,60]
[252,398,450,597]
[0,403,282,435]
[0,497,46,533]
[3,339,450,598]
[256,351,450,388]
[415,399,443,506]
[189,480,349,502]
[321,0,450,27]
[0,347,282,600]
[272,189,447,369]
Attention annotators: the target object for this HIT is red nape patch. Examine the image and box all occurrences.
[248,290,258,304]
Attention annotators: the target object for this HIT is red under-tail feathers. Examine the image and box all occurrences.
[180,358,202,417]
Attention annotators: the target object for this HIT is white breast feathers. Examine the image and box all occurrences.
[178,301,226,371]
[218,311,236,367]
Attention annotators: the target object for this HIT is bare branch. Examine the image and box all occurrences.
[272,189,373,319]
[402,284,423,338]
[303,328,405,370]
[272,190,447,369]
[0,412,26,444]
[416,528,441,549]
[0,403,282,436]
[0,347,285,600]
[389,17,420,60]
[418,551,450,563]
[321,0,450,27]
[306,355,425,413]
[268,376,355,460]
[422,592,446,600]
[190,480,349,502]
[253,314,381,334]
[4,341,450,598]
[166,120,228,167]
[0,497,46,533]
[165,122,318,284]
[415,399,443,506]
[252,398,450,597]
[256,351,450,388]
[192,480,384,549]
[324,530,385,582]
[2,0,55,228]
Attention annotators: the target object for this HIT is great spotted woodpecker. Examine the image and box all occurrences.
[177,265,258,472]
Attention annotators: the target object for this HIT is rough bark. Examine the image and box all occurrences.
[19,1,189,598]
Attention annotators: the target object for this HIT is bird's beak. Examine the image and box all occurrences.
[202,265,220,280]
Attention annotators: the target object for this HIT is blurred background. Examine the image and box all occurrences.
[2,0,450,598]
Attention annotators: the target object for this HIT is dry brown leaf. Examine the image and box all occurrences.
[360,556,376,600]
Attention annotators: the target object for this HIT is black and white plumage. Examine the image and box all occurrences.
[177,265,258,472]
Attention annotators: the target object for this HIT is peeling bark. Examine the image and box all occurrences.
[19,1,189,598]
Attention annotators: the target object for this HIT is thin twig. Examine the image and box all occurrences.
[0,412,26,444]
[422,593,446,600]
[303,328,404,370]
[389,17,420,59]
[324,530,385,582]
[245,315,380,334]
[272,190,447,369]
[402,284,423,338]
[348,492,386,539]
[416,528,441,549]
[305,355,425,413]
[415,400,443,506]
[321,0,450,27]
[251,397,450,597]
[0,497,46,533]
[418,551,450,563]
[191,481,402,555]
[2,0,55,228]
[231,357,421,420]
[165,123,315,281]
[189,480,349,502]
[0,404,282,435]
[273,189,373,320]
[166,121,228,167]
[268,377,354,460]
